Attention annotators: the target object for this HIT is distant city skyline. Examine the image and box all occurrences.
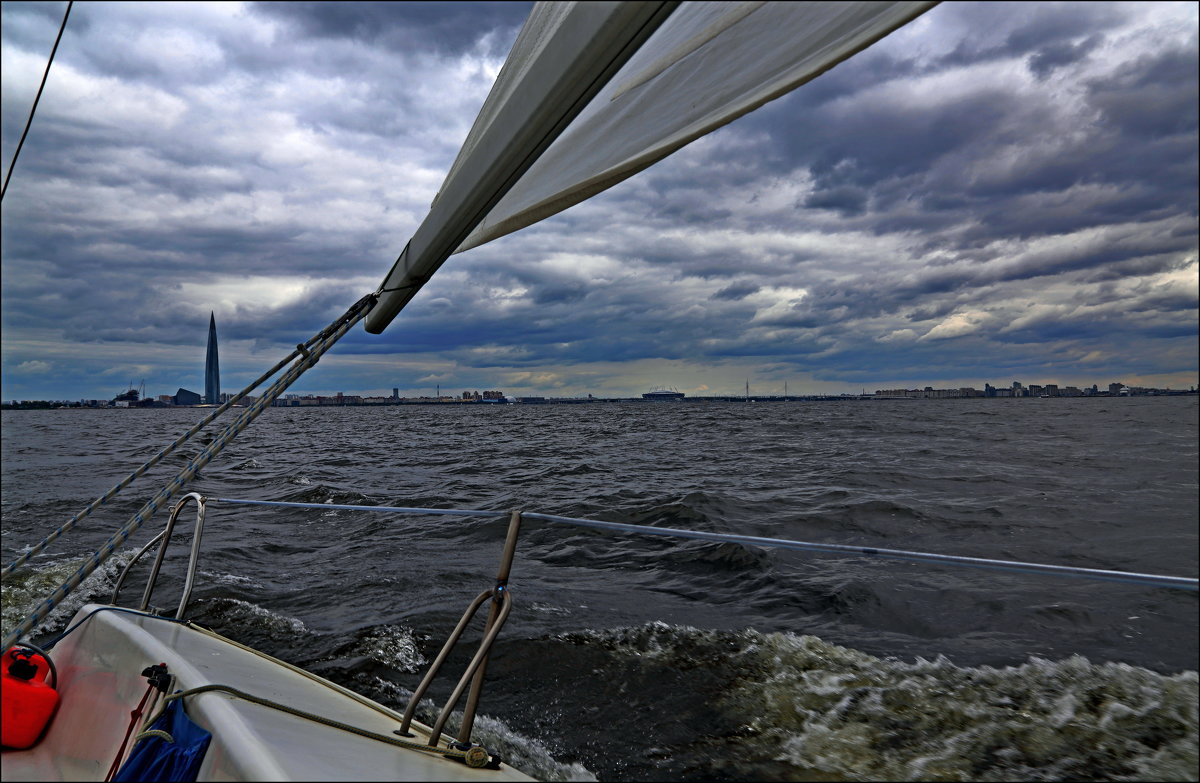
[6,374,1195,408]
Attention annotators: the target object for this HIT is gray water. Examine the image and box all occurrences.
[2,397,1197,780]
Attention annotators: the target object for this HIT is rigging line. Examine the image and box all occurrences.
[1,293,375,581]
[2,295,376,652]
[3,349,298,581]
[1,0,73,202]
[2,320,350,650]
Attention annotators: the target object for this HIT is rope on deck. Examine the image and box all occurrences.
[156,684,491,767]
[1,295,376,652]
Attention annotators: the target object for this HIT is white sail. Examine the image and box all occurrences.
[367,1,677,333]
[456,1,937,253]
[367,0,937,334]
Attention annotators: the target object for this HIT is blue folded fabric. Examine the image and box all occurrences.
[113,698,212,782]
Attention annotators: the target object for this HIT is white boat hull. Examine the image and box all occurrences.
[1,604,532,782]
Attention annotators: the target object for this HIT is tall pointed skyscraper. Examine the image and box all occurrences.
[205,312,221,404]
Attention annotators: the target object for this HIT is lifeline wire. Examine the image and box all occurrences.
[2,295,376,652]
[208,498,1199,592]
[522,512,1199,592]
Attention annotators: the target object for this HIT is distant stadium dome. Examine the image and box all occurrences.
[642,387,685,400]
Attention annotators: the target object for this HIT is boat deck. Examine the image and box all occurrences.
[1,604,531,781]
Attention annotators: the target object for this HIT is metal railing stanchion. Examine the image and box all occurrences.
[395,510,523,751]
[110,493,208,618]
[456,509,522,744]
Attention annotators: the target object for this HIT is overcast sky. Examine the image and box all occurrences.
[2,1,1196,402]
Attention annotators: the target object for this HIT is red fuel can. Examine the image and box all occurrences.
[1,648,61,749]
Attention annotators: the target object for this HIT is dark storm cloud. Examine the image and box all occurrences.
[1,0,507,399]
[935,2,1127,68]
[1,2,1196,401]
[647,3,1197,388]
[736,6,1197,245]
[1027,34,1105,79]
[804,185,869,217]
[1087,49,1199,139]
[251,2,530,53]
[712,283,761,302]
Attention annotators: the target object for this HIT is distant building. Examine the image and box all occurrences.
[643,387,685,400]
[205,313,221,405]
[175,388,202,406]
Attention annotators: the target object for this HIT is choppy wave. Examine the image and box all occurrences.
[202,597,309,637]
[469,714,598,782]
[337,672,599,782]
[557,622,1199,781]
[356,624,427,673]
[1,550,136,640]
